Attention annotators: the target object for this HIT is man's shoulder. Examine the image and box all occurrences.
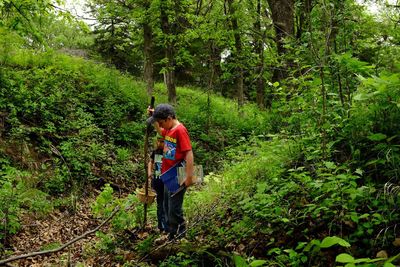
[177,123,189,132]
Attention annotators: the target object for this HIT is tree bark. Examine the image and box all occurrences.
[160,0,177,104]
[208,40,222,94]
[143,21,154,96]
[227,0,245,109]
[254,0,265,109]
[267,0,295,81]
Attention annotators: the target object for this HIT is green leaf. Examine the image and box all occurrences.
[384,263,396,267]
[320,236,351,248]
[233,255,248,267]
[355,168,363,176]
[272,82,279,87]
[249,260,267,267]
[304,239,320,252]
[353,92,370,101]
[353,257,374,263]
[367,133,387,141]
[324,161,336,169]
[336,253,355,263]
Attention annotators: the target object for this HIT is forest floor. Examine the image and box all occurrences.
[5,192,135,266]
[5,192,194,267]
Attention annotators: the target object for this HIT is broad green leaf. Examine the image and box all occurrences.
[324,161,336,169]
[272,82,279,87]
[320,236,351,248]
[384,263,396,267]
[304,239,320,252]
[233,255,248,267]
[249,260,267,267]
[336,253,355,263]
[355,168,363,176]
[353,92,370,101]
[367,133,387,141]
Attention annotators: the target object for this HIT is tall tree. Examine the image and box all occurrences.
[296,0,313,40]
[0,0,56,46]
[267,0,295,81]
[226,0,245,108]
[252,0,266,108]
[142,0,154,96]
[159,0,177,104]
[88,0,143,74]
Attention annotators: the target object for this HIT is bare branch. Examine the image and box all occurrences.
[0,207,120,265]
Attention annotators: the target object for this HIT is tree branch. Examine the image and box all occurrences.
[0,206,120,265]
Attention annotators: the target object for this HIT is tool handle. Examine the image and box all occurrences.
[171,185,186,198]
[150,96,155,109]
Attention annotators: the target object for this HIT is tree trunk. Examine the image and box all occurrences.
[166,46,177,104]
[254,0,265,109]
[208,40,222,94]
[160,0,177,104]
[267,0,295,81]
[296,0,312,40]
[227,0,245,109]
[143,22,154,96]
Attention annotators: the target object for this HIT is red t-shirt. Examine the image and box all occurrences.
[161,123,192,173]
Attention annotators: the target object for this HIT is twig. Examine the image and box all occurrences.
[0,207,120,265]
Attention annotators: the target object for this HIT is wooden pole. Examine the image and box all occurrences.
[143,96,155,227]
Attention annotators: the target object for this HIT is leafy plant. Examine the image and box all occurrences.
[0,181,21,240]
[335,252,400,267]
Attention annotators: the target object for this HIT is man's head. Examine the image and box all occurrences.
[148,104,176,129]
[152,104,176,120]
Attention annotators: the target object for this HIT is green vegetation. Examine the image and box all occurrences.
[1,0,400,266]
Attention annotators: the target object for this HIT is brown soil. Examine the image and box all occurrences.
[6,196,115,267]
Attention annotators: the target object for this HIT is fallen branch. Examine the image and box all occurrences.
[0,206,120,265]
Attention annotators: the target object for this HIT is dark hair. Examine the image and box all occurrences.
[152,104,176,120]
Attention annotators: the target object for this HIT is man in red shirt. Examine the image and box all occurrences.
[148,104,194,240]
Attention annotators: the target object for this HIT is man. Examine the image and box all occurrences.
[148,104,194,240]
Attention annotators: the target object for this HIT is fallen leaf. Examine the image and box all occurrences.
[376,250,388,258]
[392,238,400,247]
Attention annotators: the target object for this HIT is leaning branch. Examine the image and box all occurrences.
[0,206,120,265]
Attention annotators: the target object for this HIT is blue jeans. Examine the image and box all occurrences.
[163,185,186,238]
[152,178,167,231]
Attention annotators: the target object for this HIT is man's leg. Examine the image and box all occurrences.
[163,185,170,232]
[154,179,166,231]
[168,187,186,239]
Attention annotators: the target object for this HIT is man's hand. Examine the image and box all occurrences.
[147,106,154,116]
[183,176,194,187]
[182,150,194,187]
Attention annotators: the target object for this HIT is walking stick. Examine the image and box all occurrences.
[143,96,155,228]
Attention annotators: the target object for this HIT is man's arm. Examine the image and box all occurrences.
[183,150,194,187]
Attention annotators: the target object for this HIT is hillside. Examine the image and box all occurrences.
[1,7,400,265]
[1,48,400,267]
